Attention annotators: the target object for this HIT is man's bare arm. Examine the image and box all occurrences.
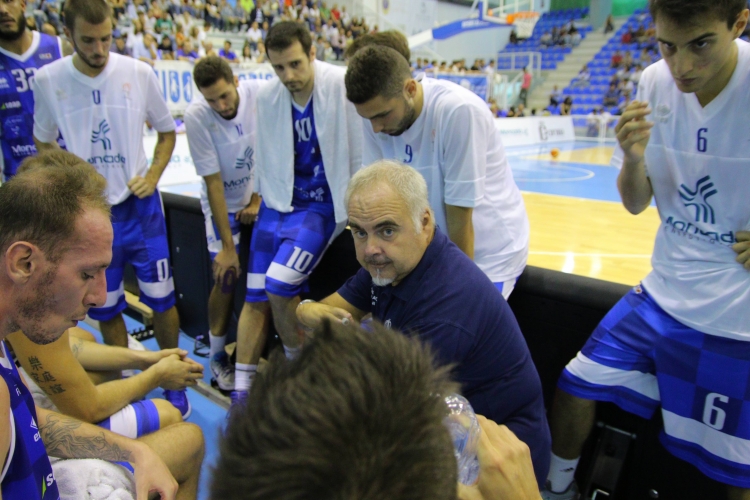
[0,379,10,490]
[297,293,366,330]
[36,407,179,499]
[445,204,475,259]
[127,130,176,199]
[8,330,201,423]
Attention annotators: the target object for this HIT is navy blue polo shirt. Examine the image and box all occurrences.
[338,228,551,484]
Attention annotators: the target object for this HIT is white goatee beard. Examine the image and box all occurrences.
[372,269,394,287]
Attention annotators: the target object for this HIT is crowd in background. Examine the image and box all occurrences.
[25,0,379,65]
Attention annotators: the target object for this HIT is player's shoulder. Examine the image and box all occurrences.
[184,93,211,122]
[238,78,265,95]
[33,55,68,83]
[639,59,672,91]
[424,77,491,120]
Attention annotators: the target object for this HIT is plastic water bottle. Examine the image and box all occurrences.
[444,394,481,485]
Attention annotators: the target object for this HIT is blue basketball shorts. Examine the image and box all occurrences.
[96,400,160,439]
[88,192,176,321]
[205,212,242,259]
[559,284,750,488]
[245,200,336,302]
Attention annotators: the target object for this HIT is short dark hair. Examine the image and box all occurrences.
[649,0,747,28]
[63,0,113,33]
[345,30,411,61]
[345,45,412,104]
[193,56,234,89]
[265,21,312,56]
[213,321,459,500]
[0,151,110,263]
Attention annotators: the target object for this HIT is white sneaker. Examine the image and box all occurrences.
[210,352,235,391]
[541,480,581,500]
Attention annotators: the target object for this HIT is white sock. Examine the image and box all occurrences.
[283,345,300,360]
[209,331,226,359]
[234,363,256,392]
[547,453,580,493]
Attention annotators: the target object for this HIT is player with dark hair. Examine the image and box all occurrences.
[344,29,411,61]
[215,318,543,500]
[542,1,750,498]
[0,0,71,181]
[230,21,362,407]
[186,56,263,390]
[345,46,529,299]
[32,0,190,417]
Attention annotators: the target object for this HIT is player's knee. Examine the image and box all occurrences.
[154,398,183,427]
[175,422,205,465]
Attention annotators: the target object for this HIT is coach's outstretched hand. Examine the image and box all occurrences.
[296,301,353,331]
[457,416,542,500]
[733,231,750,270]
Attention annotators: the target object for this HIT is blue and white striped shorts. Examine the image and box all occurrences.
[245,200,336,302]
[88,192,175,321]
[559,284,750,488]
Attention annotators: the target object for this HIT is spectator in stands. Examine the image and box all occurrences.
[622,26,634,44]
[158,34,174,59]
[561,30,572,47]
[549,84,562,106]
[240,41,254,62]
[127,18,145,52]
[220,0,238,31]
[610,50,623,68]
[155,10,174,33]
[634,24,647,45]
[571,26,582,46]
[249,1,266,25]
[110,33,131,56]
[246,20,263,49]
[540,30,553,47]
[616,94,631,115]
[519,66,531,106]
[571,64,590,87]
[560,96,573,115]
[253,40,267,62]
[175,22,186,48]
[133,32,159,65]
[623,50,634,68]
[604,14,615,33]
[205,0,221,28]
[516,103,526,117]
[40,21,56,36]
[489,97,500,117]
[603,82,619,106]
[177,39,199,61]
[586,107,606,137]
[506,106,517,117]
[219,39,238,62]
[315,34,327,61]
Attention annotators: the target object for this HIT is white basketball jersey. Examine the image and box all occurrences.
[32,53,175,205]
[184,79,262,215]
[612,39,750,340]
[362,76,529,283]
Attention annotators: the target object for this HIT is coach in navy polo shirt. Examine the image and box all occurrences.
[297,160,550,485]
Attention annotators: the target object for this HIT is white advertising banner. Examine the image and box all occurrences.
[152,60,275,115]
[143,133,202,187]
[494,116,575,146]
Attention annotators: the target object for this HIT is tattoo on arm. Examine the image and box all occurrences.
[38,412,132,462]
[26,357,65,394]
[70,338,84,359]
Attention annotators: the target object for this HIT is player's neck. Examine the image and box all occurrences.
[292,65,314,106]
[695,42,738,107]
[0,29,33,56]
[72,53,107,78]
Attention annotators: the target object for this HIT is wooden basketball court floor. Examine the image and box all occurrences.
[506,141,659,286]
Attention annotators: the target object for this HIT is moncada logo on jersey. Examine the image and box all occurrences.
[88,119,126,166]
[665,175,737,245]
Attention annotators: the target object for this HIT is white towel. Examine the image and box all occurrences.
[255,60,363,236]
[52,458,135,500]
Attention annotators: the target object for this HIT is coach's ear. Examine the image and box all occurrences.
[4,242,41,284]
